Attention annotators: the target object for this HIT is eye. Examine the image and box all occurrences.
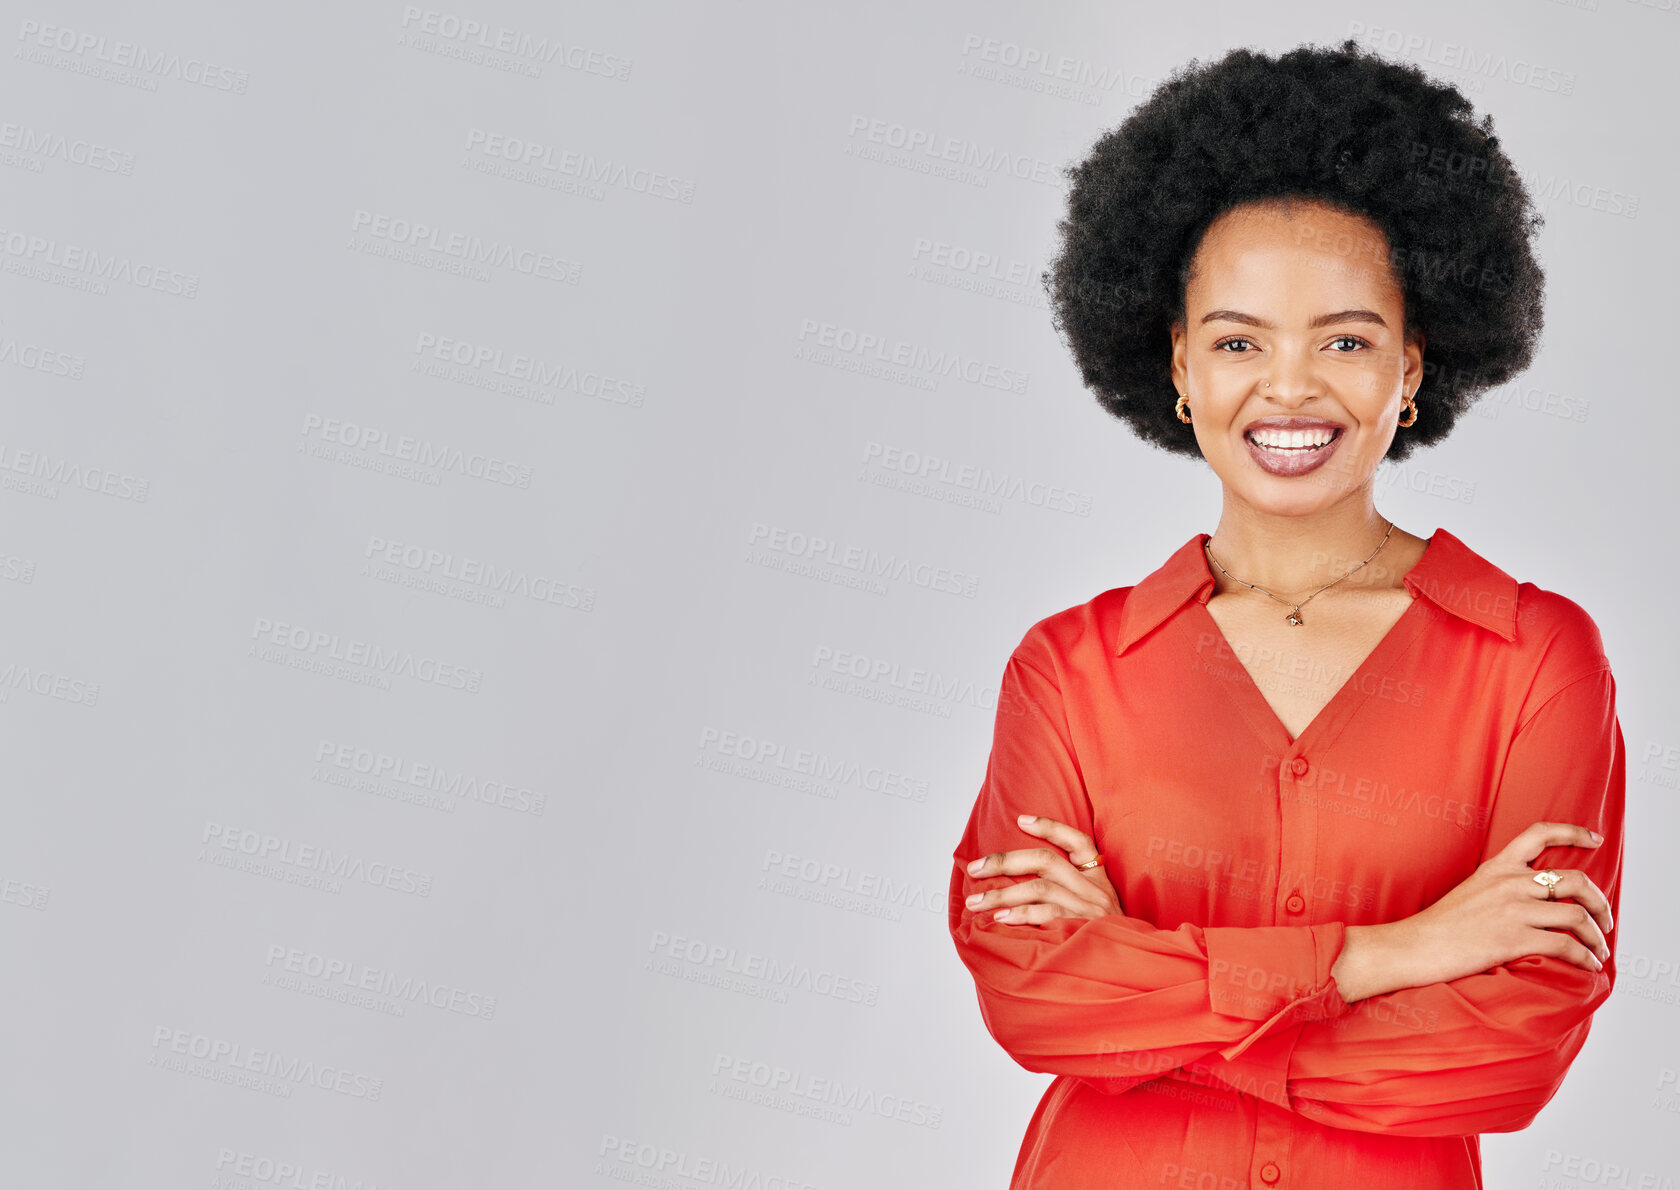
[1328,335,1371,352]
[1212,337,1255,353]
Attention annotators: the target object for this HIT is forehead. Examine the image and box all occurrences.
[1187,200,1402,310]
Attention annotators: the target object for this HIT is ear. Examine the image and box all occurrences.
[1402,329,1426,396]
[1170,320,1187,395]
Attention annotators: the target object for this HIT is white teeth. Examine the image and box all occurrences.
[1248,426,1337,450]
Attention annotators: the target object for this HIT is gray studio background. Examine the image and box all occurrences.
[2,1,1675,1186]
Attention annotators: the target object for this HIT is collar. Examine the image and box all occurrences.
[1113,527,1519,655]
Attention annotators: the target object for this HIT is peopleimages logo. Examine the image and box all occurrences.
[201,821,434,897]
[795,317,1029,394]
[350,211,582,282]
[648,932,881,1007]
[0,120,135,174]
[0,658,99,706]
[149,1026,381,1099]
[264,944,497,1019]
[314,737,549,815]
[0,324,85,378]
[748,522,979,598]
[697,728,929,803]
[399,7,632,79]
[212,1149,394,1190]
[15,19,250,93]
[0,224,198,296]
[298,414,533,489]
[710,1051,943,1128]
[463,128,696,203]
[1346,22,1576,94]
[0,441,148,501]
[249,616,484,692]
[845,114,1062,188]
[412,333,643,406]
[862,440,1092,516]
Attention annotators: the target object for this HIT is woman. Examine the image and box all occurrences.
[946,40,1623,1188]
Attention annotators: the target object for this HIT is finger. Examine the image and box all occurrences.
[1529,925,1605,974]
[967,840,1120,911]
[996,844,1116,904]
[970,846,1102,895]
[1533,900,1610,963]
[968,846,1068,880]
[1497,821,1602,866]
[1017,814,1098,864]
[1016,817,1111,894]
[988,901,1066,927]
[1539,870,1614,938]
[971,877,1099,922]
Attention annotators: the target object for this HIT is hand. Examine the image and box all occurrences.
[1333,820,1612,1002]
[962,814,1122,925]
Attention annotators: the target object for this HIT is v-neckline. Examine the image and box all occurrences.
[1181,529,1438,751]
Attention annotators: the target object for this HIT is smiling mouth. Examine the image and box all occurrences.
[1241,424,1346,477]
[1244,427,1344,452]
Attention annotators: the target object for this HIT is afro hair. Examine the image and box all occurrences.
[1042,38,1545,462]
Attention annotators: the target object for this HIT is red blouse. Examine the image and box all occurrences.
[948,529,1623,1188]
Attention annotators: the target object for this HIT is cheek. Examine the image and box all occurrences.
[1334,425,1400,473]
[1189,415,1234,458]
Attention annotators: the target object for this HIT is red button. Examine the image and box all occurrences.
[1285,893,1305,914]
[1289,757,1309,777]
[1260,1162,1281,1184]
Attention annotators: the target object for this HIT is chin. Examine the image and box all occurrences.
[1213,453,1375,513]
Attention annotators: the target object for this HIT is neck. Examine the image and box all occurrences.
[1205,496,1399,597]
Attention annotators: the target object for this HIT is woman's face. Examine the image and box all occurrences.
[1169,199,1425,517]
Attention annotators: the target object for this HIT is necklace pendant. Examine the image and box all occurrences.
[1286,609,1304,627]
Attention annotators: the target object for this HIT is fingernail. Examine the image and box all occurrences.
[965,894,983,909]
[994,909,1010,920]
[1589,830,1601,843]
[967,858,984,876]
[1017,814,1035,826]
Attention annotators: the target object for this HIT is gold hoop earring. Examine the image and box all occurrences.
[1398,393,1417,428]
[1175,393,1192,424]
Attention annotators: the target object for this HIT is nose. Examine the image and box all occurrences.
[1264,344,1321,408]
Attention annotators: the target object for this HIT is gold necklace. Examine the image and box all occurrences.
[1203,521,1396,627]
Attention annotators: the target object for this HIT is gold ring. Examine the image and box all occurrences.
[1533,869,1561,900]
[1074,854,1105,872]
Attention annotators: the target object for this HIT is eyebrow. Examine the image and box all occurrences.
[1199,309,1388,330]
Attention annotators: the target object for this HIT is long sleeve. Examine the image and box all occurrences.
[947,628,1350,1096]
[1195,663,1624,1136]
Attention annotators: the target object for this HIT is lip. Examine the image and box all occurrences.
[1241,417,1347,478]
